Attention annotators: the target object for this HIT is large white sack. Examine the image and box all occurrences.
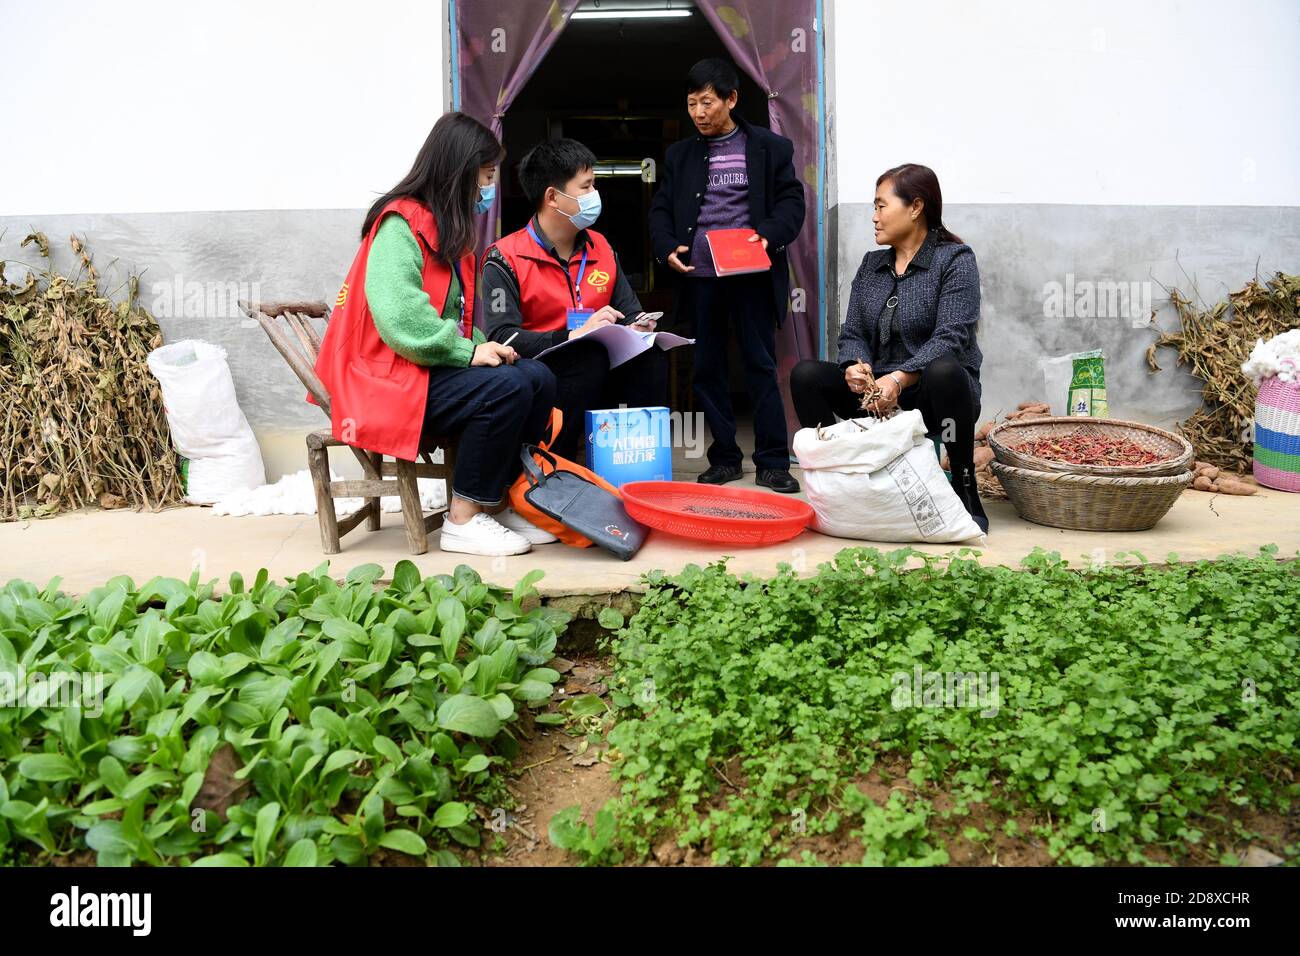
[793,410,985,544]
[146,340,266,504]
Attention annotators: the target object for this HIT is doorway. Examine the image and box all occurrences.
[451,0,827,441]
[500,13,766,311]
[499,11,769,414]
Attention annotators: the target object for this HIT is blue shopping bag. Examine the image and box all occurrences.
[585,405,671,487]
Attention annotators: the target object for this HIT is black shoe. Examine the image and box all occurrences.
[698,463,743,485]
[949,466,989,533]
[756,468,801,494]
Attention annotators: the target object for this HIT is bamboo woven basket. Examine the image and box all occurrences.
[990,462,1192,531]
[988,417,1193,477]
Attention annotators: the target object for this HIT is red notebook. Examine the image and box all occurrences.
[704,228,772,275]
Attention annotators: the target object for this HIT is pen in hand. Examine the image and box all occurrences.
[498,330,519,363]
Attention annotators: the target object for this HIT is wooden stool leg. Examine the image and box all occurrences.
[307,443,341,554]
[395,458,428,555]
[365,451,382,532]
[443,444,457,515]
[443,443,457,476]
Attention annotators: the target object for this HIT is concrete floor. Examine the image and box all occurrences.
[2,461,1297,598]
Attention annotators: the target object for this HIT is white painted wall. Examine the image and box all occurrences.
[4,1,1296,215]
[0,0,447,216]
[831,0,1300,206]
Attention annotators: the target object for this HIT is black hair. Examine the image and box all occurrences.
[360,111,504,262]
[517,138,598,210]
[686,57,740,100]
[876,163,963,245]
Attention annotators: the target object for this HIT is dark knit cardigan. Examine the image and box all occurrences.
[836,229,983,405]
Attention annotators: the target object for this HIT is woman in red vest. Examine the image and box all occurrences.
[312,112,558,556]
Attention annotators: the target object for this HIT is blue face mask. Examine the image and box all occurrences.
[475,183,496,215]
[556,188,602,229]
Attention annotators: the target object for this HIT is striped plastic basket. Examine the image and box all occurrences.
[1253,358,1300,493]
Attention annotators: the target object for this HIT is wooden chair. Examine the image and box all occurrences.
[240,299,456,555]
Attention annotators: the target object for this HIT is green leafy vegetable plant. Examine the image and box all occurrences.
[0,560,568,866]
[585,546,1300,866]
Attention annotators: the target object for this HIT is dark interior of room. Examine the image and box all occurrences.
[501,8,769,412]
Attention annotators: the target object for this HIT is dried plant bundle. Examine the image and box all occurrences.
[1147,271,1300,471]
[1,232,183,521]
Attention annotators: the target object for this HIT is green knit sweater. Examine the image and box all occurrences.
[365,214,485,367]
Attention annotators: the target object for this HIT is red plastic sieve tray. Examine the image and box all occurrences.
[619,481,814,546]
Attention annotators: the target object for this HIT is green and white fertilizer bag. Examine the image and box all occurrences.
[1039,349,1109,417]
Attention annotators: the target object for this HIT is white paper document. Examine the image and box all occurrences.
[533,323,695,368]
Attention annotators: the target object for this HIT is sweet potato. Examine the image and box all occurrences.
[1194,465,1220,481]
[974,446,995,468]
[976,421,996,441]
[1215,477,1257,495]
[1192,476,1216,492]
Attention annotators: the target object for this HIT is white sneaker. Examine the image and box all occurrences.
[495,506,560,544]
[439,512,532,556]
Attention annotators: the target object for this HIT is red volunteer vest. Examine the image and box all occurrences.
[309,198,476,461]
[489,222,617,332]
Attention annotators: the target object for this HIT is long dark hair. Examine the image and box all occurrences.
[876,163,962,244]
[360,112,504,262]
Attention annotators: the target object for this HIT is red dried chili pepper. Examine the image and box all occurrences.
[1012,433,1166,467]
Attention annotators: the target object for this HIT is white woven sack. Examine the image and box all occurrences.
[793,410,985,544]
[146,340,266,504]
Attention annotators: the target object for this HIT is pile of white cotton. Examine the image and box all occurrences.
[212,469,448,517]
[1241,329,1300,386]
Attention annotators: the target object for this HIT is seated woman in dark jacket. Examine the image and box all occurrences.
[790,163,987,531]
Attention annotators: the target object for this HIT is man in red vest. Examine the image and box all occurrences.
[479,139,669,464]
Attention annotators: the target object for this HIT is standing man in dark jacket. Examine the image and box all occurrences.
[649,58,806,493]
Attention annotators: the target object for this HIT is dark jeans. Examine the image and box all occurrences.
[685,273,790,470]
[418,358,556,505]
[538,338,669,464]
[790,355,981,472]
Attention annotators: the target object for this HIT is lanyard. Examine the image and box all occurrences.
[449,258,471,337]
[527,220,589,309]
